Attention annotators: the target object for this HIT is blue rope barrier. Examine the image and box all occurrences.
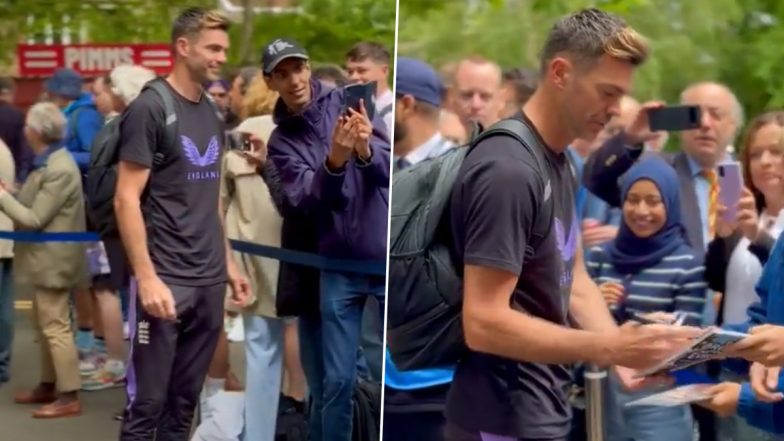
[0,231,386,276]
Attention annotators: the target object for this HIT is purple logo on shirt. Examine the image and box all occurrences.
[555,217,578,287]
[181,135,220,181]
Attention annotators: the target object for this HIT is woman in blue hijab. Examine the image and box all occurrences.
[585,157,708,441]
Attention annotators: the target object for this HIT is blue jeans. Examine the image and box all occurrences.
[605,372,694,441]
[242,314,285,441]
[359,296,383,381]
[0,259,13,383]
[299,271,385,441]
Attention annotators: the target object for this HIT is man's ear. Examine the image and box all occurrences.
[549,57,572,90]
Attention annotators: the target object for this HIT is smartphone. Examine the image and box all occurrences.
[343,81,376,120]
[227,131,252,151]
[717,161,744,222]
[648,105,702,132]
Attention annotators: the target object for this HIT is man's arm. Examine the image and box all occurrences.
[267,131,350,214]
[569,242,618,332]
[355,109,391,188]
[582,133,643,208]
[463,263,612,365]
[114,161,155,280]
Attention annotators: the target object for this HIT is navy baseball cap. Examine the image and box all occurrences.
[261,38,309,75]
[395,57,442,108]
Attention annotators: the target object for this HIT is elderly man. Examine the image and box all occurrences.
[5,102,87,419]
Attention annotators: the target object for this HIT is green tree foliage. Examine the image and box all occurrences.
[398,0,784,122]
[0,0,396,73]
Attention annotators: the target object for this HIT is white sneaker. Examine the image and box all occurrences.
[226,316,244,343]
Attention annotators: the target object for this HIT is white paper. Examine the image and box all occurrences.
[636,328,748,377]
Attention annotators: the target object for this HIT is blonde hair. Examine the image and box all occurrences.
[171,8,230,44]
[241,75,279,119]
[540,8,649,73]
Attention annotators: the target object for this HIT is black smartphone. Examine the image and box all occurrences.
[343,81,376,120]
[227,131,252,151]
[648,105,702,132]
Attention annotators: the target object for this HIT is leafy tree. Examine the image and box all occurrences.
[0,0,395,74]
[397,0,784,126]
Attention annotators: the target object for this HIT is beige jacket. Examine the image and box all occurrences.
[221,115,282,317]
[0,147,87,290]
[0,140,15,259]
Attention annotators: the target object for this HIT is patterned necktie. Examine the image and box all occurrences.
[702,169,719,239]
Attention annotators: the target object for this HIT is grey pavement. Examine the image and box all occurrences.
[0,307,246,441]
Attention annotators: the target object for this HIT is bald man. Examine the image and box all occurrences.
[452,57,505,129]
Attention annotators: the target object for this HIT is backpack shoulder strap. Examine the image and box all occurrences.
[379,102,393,118]
[469,118,554,250]
[144,79,179,166]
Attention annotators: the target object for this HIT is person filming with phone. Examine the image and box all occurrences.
[261,37,390,441]
[580,80,745,441]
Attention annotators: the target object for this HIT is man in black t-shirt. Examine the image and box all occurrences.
[114,8,250,441]
[445,9,699,441]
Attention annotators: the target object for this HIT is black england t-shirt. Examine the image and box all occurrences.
[118,81,227,286]
[446,113,578,439]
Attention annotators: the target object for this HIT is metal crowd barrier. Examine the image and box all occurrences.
[584,364,607,441]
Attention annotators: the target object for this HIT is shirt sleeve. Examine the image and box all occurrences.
[118,93,163,169]
[458,149,540,276]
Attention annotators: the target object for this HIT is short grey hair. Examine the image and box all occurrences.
[109,65,156,106]
[26,102,67,143]
[680,81,745,135]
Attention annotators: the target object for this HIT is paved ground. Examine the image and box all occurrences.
[1,304,245,441]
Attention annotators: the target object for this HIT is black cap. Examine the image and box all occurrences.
[261,38,309,75]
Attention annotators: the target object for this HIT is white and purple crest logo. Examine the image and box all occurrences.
[554,216,579,287]
[181,135,220,181]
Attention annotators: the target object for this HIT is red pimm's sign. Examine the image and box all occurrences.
[17,43,173,77]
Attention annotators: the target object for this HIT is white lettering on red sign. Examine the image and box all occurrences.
[64,47,134,72]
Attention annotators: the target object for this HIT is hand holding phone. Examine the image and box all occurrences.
[227,131,252,151]
[648,105,702,132]
[343,82,376,120]
[717,162,744,223]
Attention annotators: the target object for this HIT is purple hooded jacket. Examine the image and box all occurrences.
[267,79,390,261]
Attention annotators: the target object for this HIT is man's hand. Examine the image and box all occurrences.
[749,362,783,403]
[614,365,673,392]
[602,321,702,370]
[599,282,625,307]
[726,325,784,366]
[348,99,373,161]
[698,382,741,417]
[737,187,761,241]
[241,133,268,169]
[622,101,667,146]
[582,224,619,247]
[227,262,251,309]
[138,275,176,321]
[327,115,359,170]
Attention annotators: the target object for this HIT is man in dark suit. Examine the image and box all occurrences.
[0,77,33,183]
[581,81,743,441]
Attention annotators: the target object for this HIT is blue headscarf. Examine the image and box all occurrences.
[605,157,688,274]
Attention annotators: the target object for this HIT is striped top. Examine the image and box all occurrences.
[586,244,708,326]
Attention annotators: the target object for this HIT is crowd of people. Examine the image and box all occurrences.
[386,7,784,441]
[0,6,391,441]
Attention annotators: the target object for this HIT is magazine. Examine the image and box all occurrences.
[635,328,748,377]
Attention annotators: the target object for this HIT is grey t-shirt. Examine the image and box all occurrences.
[118,80,227,287]
[445,114,578,439]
